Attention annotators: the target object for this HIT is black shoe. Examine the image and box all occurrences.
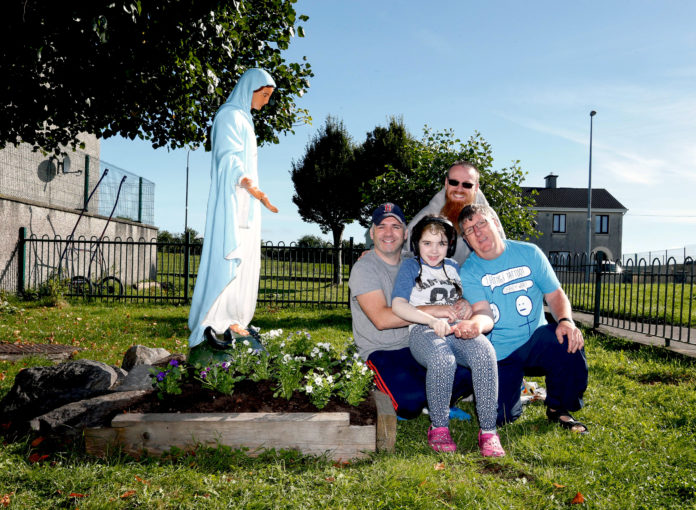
[204,326,234,350]
[546,407,588,434]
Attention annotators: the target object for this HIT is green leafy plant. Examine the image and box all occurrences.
[307,341,339,372]
[151,359,187,399]
[250,349,273,382]
[196,361,243,395]
[302,368,336,409]
[338,355,374,406]
[273,353,306,400]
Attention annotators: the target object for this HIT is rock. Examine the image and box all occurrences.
[0,360,119,432]
[110,365,128,388]
[112,365,156,392]
[29,390,152,436]
[152,353,186,368]
[121,345,171,372]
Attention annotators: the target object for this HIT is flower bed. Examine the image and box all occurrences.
[85,329,396,460]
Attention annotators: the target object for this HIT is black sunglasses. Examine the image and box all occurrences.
[447,178,475,189]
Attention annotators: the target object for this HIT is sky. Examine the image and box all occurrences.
[100,0,696,258]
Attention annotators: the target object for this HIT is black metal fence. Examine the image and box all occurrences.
[13,231,695,347]
[550,253,694,347]
[16,232,361,307]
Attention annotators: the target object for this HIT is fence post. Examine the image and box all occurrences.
[138,177,143,223]
[17,227,26,296]
[83,155,90,211]
[184,231,190,303]
[347,237,354,275]
[593,251,603,328]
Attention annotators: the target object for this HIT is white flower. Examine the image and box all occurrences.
[247,348,253,354]
[242,340,250,346]
[305,385,313,394]
[327,375,334,384]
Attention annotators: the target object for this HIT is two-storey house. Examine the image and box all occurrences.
[521,174,628,261]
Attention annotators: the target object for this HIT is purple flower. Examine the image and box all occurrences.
[169,359,179,367]
[156,371,167,382]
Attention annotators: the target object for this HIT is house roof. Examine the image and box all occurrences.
[522,187,627,210]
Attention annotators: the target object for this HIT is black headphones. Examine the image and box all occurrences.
[410,215,457,259]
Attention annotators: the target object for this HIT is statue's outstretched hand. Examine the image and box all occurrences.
[240,177,279,213]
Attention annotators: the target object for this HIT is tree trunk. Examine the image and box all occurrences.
[331,227,344,285]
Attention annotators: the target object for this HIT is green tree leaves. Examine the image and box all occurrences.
[290,117,359,284]
[0,0,313,153]
[360,127,539,240]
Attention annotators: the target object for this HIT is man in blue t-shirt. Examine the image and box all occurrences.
[454,204,589,433]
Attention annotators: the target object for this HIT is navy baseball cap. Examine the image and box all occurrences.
[372,203,406,225]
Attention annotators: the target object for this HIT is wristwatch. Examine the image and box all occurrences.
[558,317,574,325]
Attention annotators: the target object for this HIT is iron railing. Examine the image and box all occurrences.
[551,253,694,347]
[14,231,694,348]
[16,233,360,307]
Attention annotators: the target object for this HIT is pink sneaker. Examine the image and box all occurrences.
[478,430,506,457]
[427,426,457,452]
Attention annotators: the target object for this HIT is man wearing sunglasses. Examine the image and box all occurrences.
[454,203,589,434]
[405,160,503,265]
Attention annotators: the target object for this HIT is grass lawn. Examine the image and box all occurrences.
[1,299,695,509]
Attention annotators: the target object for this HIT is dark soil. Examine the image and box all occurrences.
[126,379,377,426]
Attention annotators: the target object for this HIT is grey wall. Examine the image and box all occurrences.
[0,135,158,293]
[530,208,624,260]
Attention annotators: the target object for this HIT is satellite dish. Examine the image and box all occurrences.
[58,154,81,175]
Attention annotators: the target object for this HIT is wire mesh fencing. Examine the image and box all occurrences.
[0,142,154,225]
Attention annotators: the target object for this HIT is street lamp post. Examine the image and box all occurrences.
[586,110,597,274]
[185,149,191,236]
[184,148,194,303]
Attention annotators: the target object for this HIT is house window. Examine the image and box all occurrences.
[595,215,609,234]
[552,214,566,233]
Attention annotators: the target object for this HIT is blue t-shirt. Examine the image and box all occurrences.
[459,240,560,360]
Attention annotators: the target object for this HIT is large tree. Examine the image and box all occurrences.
[360,127,538,240]
[0,0,313,153]
[290,116,359,284]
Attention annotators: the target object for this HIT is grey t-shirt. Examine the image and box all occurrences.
[348,250,409,360]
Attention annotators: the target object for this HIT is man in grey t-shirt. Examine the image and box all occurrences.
[349,203,474,418]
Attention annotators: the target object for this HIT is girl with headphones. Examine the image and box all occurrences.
[391,215,504,456]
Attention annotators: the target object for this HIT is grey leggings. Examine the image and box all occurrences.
[409,324,498,430]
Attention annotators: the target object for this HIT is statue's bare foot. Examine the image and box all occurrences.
[229,324,249,336]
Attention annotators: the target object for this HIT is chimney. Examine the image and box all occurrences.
[544,173,558,189]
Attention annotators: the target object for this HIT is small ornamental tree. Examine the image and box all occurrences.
[290,116,359,284]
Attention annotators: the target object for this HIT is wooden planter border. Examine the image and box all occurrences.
[85,390,396,460]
